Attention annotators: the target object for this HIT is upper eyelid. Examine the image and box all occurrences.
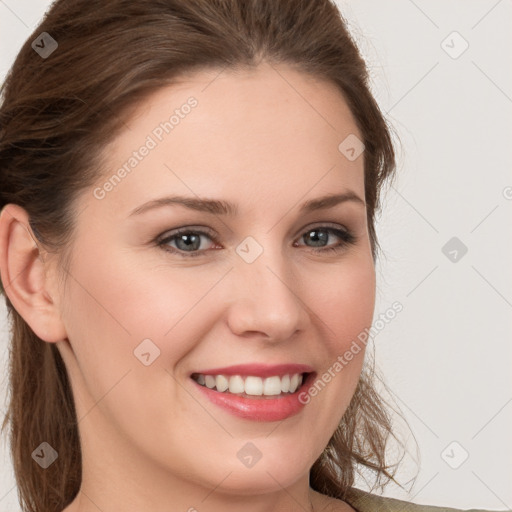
[158,221,350,239]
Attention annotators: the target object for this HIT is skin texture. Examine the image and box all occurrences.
[0,61,375,512]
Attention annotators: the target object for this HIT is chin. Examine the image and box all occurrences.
[212,465,307,496]
[207,448,313,495]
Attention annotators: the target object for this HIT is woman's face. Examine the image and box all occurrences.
[54,62,375,498]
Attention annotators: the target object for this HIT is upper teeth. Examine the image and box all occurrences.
[194,373,304,396]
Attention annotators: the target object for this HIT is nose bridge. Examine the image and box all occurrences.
[227,235,306,339]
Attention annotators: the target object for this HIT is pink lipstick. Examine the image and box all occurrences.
[190,363,316,422]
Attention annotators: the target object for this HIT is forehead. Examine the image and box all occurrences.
[87,62,365,219]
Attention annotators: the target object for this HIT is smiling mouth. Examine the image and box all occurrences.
[190,372,311,398]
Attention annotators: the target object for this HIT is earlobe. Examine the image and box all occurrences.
[0,204,67,343]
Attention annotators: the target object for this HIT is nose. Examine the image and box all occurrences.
[225,244,309,343]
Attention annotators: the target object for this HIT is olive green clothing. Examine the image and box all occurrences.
[343,487,511,512]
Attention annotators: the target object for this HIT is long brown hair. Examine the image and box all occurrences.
[0,1,412,511]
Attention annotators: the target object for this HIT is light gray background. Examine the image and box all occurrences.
[1,0,511,510]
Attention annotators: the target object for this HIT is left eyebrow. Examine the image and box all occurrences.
[128,191,365,218]
[300,191,365,212]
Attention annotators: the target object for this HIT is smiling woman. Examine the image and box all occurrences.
[0,1,507,512]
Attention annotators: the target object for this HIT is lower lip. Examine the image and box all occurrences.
[192,373,316,422]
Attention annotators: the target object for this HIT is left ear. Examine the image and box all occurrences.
[0,203,68,343]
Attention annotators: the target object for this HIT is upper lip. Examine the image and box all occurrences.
[190,363,314,378]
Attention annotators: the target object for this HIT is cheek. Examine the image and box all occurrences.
[59,246,237,437]
[65,247,220,351]
[311,255,376,352]
[59,249,223,463]
[300,256,375,425]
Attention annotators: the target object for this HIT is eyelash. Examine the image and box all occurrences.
[155,225,357,258]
